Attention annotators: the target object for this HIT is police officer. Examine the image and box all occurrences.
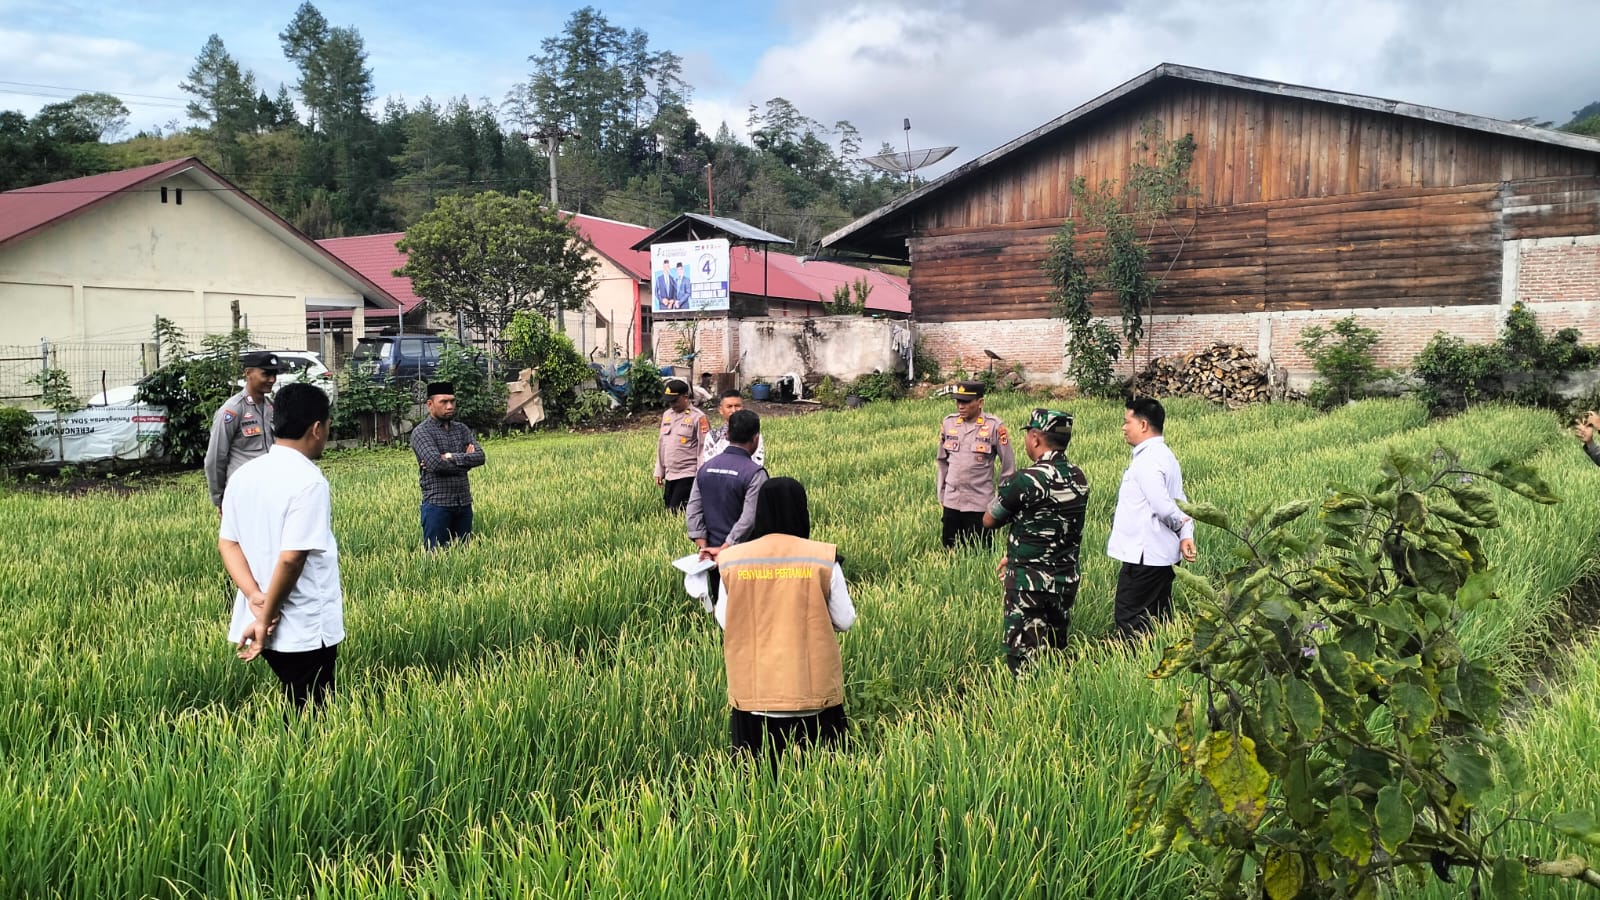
[983,409,1090,674]
[935,381,1015,548]
[655,378,709,513]
[205,351,279,510]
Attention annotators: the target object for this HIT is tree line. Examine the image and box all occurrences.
[0,3,908,247]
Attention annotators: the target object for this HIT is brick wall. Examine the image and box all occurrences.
[917,319,1065,380]
[1517,239,1600,305]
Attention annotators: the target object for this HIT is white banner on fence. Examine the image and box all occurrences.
[27,405,168,462]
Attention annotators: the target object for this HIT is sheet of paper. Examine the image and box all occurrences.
[672,553,716,575]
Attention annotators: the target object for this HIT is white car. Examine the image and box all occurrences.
[87,350,335,406]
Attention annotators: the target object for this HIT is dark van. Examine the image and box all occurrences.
[350,335,447,381]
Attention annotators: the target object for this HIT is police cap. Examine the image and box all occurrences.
[952,381,985,400]
[664,378,690,396]
[241,351,280,371]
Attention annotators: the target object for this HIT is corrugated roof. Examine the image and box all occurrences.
[0,158,197,247]
[1,158,401,310]
[628,212,793,250]
[823,62,1600,253]
[313,233,416,320]
[314,214,907,320]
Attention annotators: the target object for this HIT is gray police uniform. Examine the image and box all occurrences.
[205,390,274,507]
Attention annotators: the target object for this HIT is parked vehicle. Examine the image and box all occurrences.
[87,350,334,406]
[350,336,448,381]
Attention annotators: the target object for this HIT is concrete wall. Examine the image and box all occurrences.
[738,316,909,382]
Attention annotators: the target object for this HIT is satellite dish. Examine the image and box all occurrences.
[859,117,956,188]
[860,147,957,174]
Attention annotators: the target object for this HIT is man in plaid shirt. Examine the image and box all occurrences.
[410,381,486,550]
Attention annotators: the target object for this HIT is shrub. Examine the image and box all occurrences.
[1067,319,1124,398]
[565,389,619,426]
[1132,447,1600,897]
[0,406,39,467]
[503,311,587,418]
[1297,316,1392,409]
[625,354,665,413]
[330,363,413,442]
[850,371,905,403]
[813,376,846,409]
[1412,303,1598,415]
[912,338,942,384]
[136,328,255,466]
[434,338,508,433]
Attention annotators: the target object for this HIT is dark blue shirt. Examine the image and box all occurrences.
[686,446,768,547]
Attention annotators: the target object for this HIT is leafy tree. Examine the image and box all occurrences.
[134,323,256,466]
[1043,120,1197,388]
[180,35,259,141]
[397,191,598,345]
[61,93,129,141]
[1130,447,1600,898]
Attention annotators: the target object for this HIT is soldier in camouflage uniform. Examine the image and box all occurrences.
[982,408,1090,674]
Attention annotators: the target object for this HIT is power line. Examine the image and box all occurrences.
[0,80,193,105]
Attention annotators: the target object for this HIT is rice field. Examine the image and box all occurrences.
[2,396,1599,898]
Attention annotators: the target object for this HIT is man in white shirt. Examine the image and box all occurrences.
[701,389,766,467]
[219,382,343,713]
[1107,396,1197,640]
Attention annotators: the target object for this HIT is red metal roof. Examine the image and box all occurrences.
[311,213,910,321]
[0,158,197,247]
[313,233,417,320]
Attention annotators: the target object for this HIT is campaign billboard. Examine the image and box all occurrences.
[649,239,730,314]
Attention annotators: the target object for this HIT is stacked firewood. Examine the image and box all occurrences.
[1129,343,1293,407]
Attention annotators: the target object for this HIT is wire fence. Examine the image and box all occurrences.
[0,332,310,405]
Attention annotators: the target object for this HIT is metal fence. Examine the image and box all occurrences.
[0,332,311,405]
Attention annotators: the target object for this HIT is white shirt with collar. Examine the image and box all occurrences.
[221,444,344,652]
[1107,435,1194,567]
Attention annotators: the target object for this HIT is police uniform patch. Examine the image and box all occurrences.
[998,426,1010,446]
[222,409,235,424]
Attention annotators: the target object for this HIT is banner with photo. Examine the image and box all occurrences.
[649,239,730,313]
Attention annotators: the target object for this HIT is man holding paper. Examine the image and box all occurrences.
[686,410,767,605]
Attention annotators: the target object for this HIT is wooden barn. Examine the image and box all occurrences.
[821,63,1600,384]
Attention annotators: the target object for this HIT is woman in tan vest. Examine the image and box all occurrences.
[714,477,856,759]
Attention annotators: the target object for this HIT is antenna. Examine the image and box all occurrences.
[860,118,956,189]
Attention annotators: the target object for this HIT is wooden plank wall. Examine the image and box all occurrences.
[907,82,1600,323]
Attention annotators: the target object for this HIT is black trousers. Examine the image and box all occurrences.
[262,643,338,712]
[731,704,847,763]
[663,477,694,512]
[1113,561,1176,640]
[941,508,992,549]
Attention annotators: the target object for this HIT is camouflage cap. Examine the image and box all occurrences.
[1025,407,1074,440]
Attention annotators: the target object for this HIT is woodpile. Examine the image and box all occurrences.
[1129,342,1295,407]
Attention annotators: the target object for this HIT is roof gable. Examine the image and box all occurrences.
[2,158,400,310]
[823,63,1600,253]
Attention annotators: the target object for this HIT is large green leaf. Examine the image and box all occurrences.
[1441,744,1495,806]
[1485,459,1559,504]
[1284,756,1318,827]
[1487,857,1528,898]
[1374,784,1414,854]
[1284,677,1324,741]
[1328,795,1373,865]
[1454,661,1502,728]
[1198,731,1271,828]
[1549,809,1600,848]
[1264,498,1317,531]
[1263,847,1306,900]
[1391,682,1436,737]
[1455,570,1495,611]
[1181,500,1231,531]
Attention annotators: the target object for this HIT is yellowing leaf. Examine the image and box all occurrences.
[1264,847,1305,900]
[1198,731,1270,828]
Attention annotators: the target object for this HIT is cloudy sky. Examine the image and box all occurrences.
[3,0,1598,179]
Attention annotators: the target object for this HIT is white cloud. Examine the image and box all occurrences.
[701,0,1600,178]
